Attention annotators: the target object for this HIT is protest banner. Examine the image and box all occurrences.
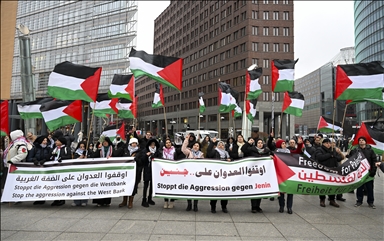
[274,151,373,195]
[152,157,280,200]
[1,157,136,202]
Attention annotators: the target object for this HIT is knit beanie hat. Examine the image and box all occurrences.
[276,140,285,148]
[57,136,67,145]
[358,136,367,142]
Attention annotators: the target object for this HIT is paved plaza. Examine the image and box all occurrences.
[1,177,383,241]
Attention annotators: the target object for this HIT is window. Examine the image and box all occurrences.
[233,61,238,70]
[283,27,289,36]
[240,27,246,36]
[263,59,270,68]
[263,43,269,52]
[283,11,289,20]
[273,27,279,36]
[252,26,258,35]
[282,0,289,4]
[241,11,246,20]
[240,59,246,68]
[252,10,258,19]
[240,43,246,52]
[263,0,269,4]
[263,27,269,36]
[252,42,258,51]
[263,92,269,101]
[273,0,279,4]
[274,92,280,101]
[252,58,258,65]
[283,43,290,52]
[273,11,279,20]
[263,11,269,20]
[263,75,269,85]
[234,46,239,55]
[273,43,279,52]
[234,30,239,40]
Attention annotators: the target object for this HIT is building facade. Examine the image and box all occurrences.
[7,1,138,135]
[354,0,384,126]
[136,0,295,139]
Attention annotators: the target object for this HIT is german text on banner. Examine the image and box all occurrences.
[1,157,136,202]
[275,152,373,195]
[152,157,279,200]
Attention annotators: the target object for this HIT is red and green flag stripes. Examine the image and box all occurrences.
[0,100,9,136]
[48,61,101,102]
[117,99,135,119]
[108,74,135,101]
[271,59,298,93]
[335,61,384,101]
[246,99,257,123]
[90,94,118,117]
[152,83,165,108]
[218,82,238,113]
[39,99,82,131]
[17,98,54,119]
[282,91,305,117]
[129,48,183,91]
[246,67,263,100]
[352,122,384,155]
[317,116,342,133]
[101,123,125,142]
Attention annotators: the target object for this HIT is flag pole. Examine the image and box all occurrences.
[233,113,236,137]
[86,102,96,154]
[271,91,275,133]
[198,110,201,131]
[341,102,348,137]
[218,113,221,139]
[331,100,337,151]
[279,113,283,138]
[163,106,168,136]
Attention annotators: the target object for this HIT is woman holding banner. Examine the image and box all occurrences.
[162,138,177,209]
[182,134,204,212]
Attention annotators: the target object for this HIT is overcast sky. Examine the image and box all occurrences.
[137,1,355,79]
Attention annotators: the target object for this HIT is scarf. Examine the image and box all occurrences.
[75,148,84,156]
[163,146,175,160]
[3,136,29,161]
[276,148,290,153]
[237,142,245,157]
[101,145,113,158]
[215,147,230,159]
[148,146,157,166]
[256,146,265,154]
[52,145,65,161]
[190,149,202,158]
[128,145,138,156]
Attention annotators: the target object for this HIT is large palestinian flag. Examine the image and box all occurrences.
[0,100,9,136]
[352,122,384,155]
[48,61,101,102]
[218,82,238,113]
[117,99,135,119]
[271,59,298,93]
[335,61,384,101]
[39,100,82,131]
[282,92,304,117]
[17,98,54,119]
[317,116,342,133]
[152,83,164,108]
[129,48,183,91]
[246,67,263,100]
[90,94,118,117]
[101,123,124,142]
[347,98,384,108]
[108,74,135,101]
[246,99,257,123]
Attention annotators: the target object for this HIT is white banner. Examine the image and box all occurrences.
[1,157,136,202]
[152,157,279,200]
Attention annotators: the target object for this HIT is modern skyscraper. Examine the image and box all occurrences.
[136,0,294,138]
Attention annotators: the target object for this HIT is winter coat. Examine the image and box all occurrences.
[137,139,161,181]
[181,138,204,159]
[228,142,246,160]
[348,145,377,176]
[241,143,271,157]
[314,145,342,168]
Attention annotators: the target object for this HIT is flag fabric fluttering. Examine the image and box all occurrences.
[246,99,257,123]
[17,98,54,119]
[131,95,138,119]
[108,74,135,101]
[117,99,135,119]
[199,96,206,113]
[116,122,126,141]
[352,122,384,155]
[232,103,242,118]
[48,61,101,102]
[152,83,165,108]
[347,98,384,108]
[317,116,343,133]
[90,94,118,117]
[282,91,305,117]
[218,82,239,113]
[246,67,263,100]
[334,61,384,101]
[271,59,298,93]
[0,100,9,136]
[129,48,183,91]
[39,99,82,131]
[101,123,124,142]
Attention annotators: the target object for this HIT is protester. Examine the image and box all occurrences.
[348,136,377,209]
[71,141,88,207]
[200,135,211,157]
[303,138,316,157]
[225,137,235,153]
[228,134,246,160]
[162,138,177,209]
[182,134,204,211]
[330,138,346,202]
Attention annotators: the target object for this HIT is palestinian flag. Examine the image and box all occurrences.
[345,98,384,108]
[246,99,257,123]
[131,95,138,118]
[317,116,342,133]
[282,91,304,117]
[0,100,9,136]
[108,74,135,101]
[246,67,263,100]
[152,83,164,108]
[199,96,206,113]
[232,103,242,118]
[48,61,101,102]
[218,82,238,113]
[117,99,135,119]
[271,59,298,93]
[129,48,183,91]
[17,98,54,119]
[90,94,118,117]
[116,122,126,141]
[335,61,384,101]
[39,99,82,131]
[101,123,124,142]
[352,122,384,155]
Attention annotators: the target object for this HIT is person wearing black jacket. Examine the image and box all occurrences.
[303,139,316,157]
[314,138,343,208]
[113,137,141,209]
[138,138,161,207]
[228,134,246,160]
[207,139,232,213]
[348,136,378,209]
